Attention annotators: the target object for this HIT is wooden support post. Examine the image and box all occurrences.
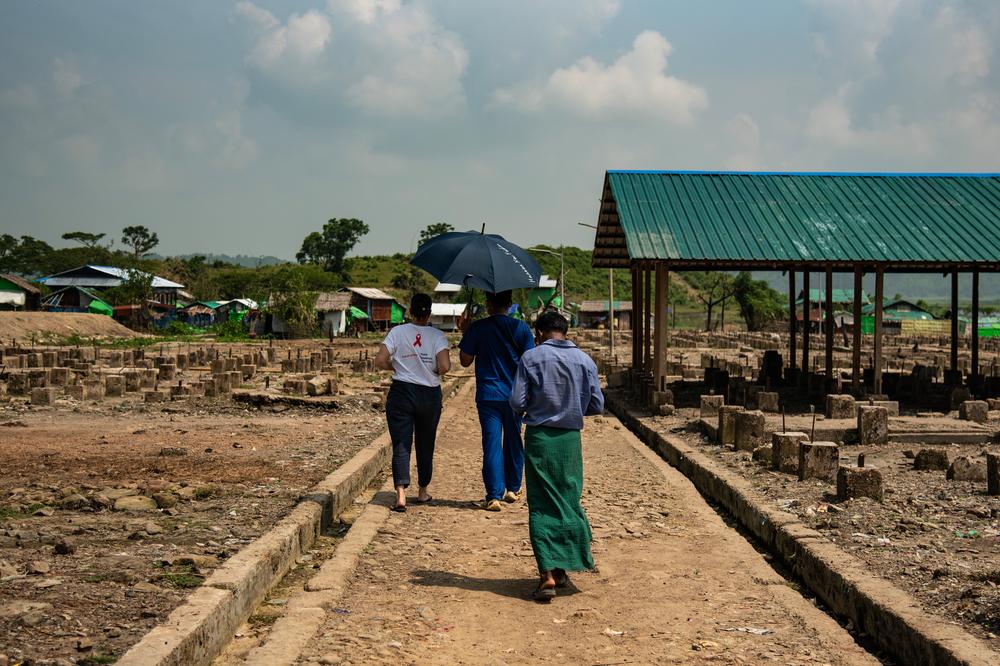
[802,270,810,374]
[852,266,862,394]
[951,271,959,372]
[972,269,980,383]
[644,266,653,371]
[631,266,639,369]
[654,264,668,389]
[825,267,834,381]
[789,270,796,369]
[608,269,615,363]
[874,267,884,395]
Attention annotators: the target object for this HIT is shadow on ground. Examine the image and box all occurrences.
[410,568,581,602]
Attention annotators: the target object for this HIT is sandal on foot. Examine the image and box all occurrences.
[553,569,570,588]
[532,585,556,602]
[413,496,433,504]
[391,503,407,513]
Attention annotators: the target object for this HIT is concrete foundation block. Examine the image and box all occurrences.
[47,367,72,386]
[650,390,673,409]
[83,379,105,400]
[141,369,158,389]
[866,400,899,417]
[65,385,85,400]
[857,406,888,446]
[826,394,856,419]
[751,445,772,465]
[913,448,950,471]
[700,394,724,417]
[306,376,330,396]
[211,359,226,374]
[988,398,1000,411]
[105,375,124,397]
[837,466,883,501]
[30,387,56,406]
[946,455,987,482]
[124,371,141,393]
[214,373,232,394]
[158,364,177,380]
[950,387,972,410]
[988,453,1000,495]
[958,400,988,424]
[241,364,256,380]
[772,431,808,474]
[203,378,217,397]
[717,405,743,447]
[798,441,839,482]
[734,410,767,452]
[758,392,779,413]
[144,390,167,403]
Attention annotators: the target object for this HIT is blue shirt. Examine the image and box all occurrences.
[459,315,535,403]
[509,338,604,430]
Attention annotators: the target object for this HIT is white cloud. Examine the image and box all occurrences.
[329,0,401,24]
[237,2,331,74]
[52,57,83,97]
[805,84,931,155]
[345,4,467,115]
[806,0,903,73]
[494,31,707,124]
[237,1,467,117]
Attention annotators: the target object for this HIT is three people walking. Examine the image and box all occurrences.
[379,293,604,602]
[456,290,535,511]
[375,293,451,512]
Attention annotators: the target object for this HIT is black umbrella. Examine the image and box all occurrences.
[410,230,543,293]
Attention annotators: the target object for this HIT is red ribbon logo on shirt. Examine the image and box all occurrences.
[413,334,422,347]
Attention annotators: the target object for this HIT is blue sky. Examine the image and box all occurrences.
[2,0,999,258]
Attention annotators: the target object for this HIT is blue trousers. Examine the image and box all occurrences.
[477,400,524,501]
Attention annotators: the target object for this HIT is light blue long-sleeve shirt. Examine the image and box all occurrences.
[509,338,604,430]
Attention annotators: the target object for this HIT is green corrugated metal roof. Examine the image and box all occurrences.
[595,171,1000,267]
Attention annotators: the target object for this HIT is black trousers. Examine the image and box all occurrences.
[386,380,442,488]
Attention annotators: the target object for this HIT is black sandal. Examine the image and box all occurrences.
[413,496,433,504]
[553,569,570,588]
[532,585,556,602]
[391,504,407,513]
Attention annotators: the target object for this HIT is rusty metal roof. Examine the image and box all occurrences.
[592,171,1000,269]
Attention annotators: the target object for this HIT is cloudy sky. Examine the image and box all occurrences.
[2,0,999,258]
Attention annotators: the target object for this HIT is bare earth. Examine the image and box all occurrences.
[0,396,384,663]
[294,384,877,665]
[0,312,138,342]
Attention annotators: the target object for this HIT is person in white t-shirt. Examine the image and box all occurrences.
[374,293,451,512]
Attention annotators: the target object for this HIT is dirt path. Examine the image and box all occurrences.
[294,385,878,665]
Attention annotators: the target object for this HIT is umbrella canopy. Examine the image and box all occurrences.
[410,231,543,293]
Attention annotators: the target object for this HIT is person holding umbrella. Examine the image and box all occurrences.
[374,293,451,512]
[409,228,545,512]
[509,309,604,601]
[457,291,535,511]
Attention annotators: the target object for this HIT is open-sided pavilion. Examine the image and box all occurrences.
[590,170,1000,398]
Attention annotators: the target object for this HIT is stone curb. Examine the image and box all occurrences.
[117,377,466,666]
[608,393,999,666]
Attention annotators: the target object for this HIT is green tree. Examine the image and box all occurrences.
[61,231,108,249]
[121,225,159,259]
[418,222,454,246]
[296,218,369,276]
[12,236,56,276]
[0,234,18,273]
[732,272,785,331]
[687,271,736,331]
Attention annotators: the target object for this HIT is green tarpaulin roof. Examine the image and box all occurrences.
[593,171,1000,269]
[348,306,368,320]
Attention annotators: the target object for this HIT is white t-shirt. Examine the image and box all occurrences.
[382,323,449,387]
